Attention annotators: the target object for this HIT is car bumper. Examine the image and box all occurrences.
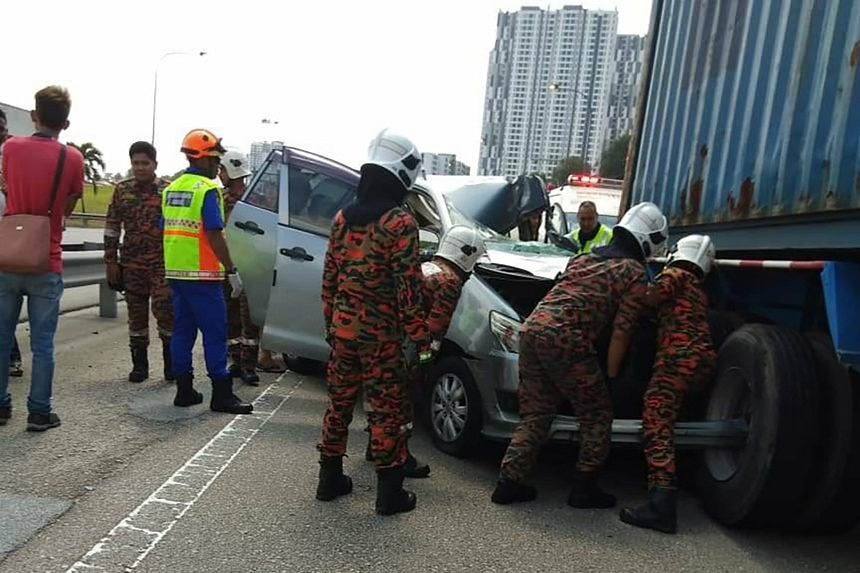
[468,350,748,449]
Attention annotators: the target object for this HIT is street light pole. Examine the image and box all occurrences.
[151,51,207,144]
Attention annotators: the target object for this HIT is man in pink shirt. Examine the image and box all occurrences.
[0,86,84,432]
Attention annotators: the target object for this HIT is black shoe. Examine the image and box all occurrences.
[403,452,430,479]
[128,347,149,383]
[376,465,417,516]
[620,487,678,534]
[491,478,537,505]
[227,363,241,379]
[210,377,253,414]
[316,455,354,501]
[173,373,203,407]
[26,412,61,432]
[162,340,175,382]
[0,405,10,426]
[568,470,616,509]
[9,361,23,377]
[240,369,260,387]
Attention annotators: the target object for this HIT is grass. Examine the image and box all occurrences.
[65,184,114,228]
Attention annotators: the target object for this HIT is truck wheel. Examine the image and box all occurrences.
[424,356,483,458]
[792,333,853,531]
[283,353,323,376]
[696,324,820,526]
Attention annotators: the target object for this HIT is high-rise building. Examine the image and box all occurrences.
[249,140,284,173]
[605,34,646,145]
[478,6,618,178]
[421,152,471,176]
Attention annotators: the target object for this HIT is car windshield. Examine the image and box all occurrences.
[565,213,617,229]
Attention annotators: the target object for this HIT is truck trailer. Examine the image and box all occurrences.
[622,0,860,531]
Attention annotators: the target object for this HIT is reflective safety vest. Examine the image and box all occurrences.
[162,173,225,281]
[566,223,613,254]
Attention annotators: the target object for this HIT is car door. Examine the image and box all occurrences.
[225,151,283,327]
[261,149,359,361]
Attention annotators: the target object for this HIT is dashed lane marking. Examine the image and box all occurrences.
[65,375,302,573]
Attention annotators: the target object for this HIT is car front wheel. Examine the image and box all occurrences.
[423,356,483,458]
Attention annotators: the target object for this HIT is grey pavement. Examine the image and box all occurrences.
[0,304,858,573]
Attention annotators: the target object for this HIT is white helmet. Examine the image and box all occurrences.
[435,225,486,274]
[667,234,716,275]
[364,128,422,190]
[221,149,252,180]
[616,201,669,259]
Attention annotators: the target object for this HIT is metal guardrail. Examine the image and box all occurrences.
[62,250,117,319]
[67,212,107,224]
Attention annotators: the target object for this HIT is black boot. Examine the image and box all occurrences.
[162,340,175,382]
[619,487,678,534]
[240,369,260,387]
[403,452,431,479]
[315,455,353,501]
[491,477,537,505]
[129,347,149,383]
[173,373,203,407]
[376,465,417,516]
[228,363,241,379]
[210,377,253,414]
[568,470,616,509]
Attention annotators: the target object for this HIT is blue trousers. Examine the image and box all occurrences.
[169,280,229,381]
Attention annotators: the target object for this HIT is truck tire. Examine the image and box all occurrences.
[696,324,820,527]
[792,333,854,531]
[423,356,483,458]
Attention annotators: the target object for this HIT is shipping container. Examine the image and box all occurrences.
[623,0,860,254]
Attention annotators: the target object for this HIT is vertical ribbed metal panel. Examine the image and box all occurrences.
[630,0,860,237]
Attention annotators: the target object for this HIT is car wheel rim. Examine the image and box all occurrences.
[430,373,469,443]
[704,365,752,482]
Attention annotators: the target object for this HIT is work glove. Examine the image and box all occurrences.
[227,267,244,299]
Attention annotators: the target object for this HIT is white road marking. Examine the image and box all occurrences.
[65,376,302,573]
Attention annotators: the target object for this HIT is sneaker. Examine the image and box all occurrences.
[9,361,23,377]
[0,406,11,426]
[26,412,61,432]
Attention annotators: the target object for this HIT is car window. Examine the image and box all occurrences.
[287,165,355,236]
[244,157,280,213]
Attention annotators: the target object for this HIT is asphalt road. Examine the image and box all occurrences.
[1,304,859,573]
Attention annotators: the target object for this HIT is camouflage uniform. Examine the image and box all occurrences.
[499,253,648,483]
[319,208,429,469]
[104,177,173,349]
[221,184,259,370]
[643,266,716,489]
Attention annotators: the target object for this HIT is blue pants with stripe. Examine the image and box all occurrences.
[168,280,229,381]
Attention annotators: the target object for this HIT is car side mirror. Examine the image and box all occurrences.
[419,228,440,262]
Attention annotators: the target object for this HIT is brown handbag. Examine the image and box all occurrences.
[0,145,66,274]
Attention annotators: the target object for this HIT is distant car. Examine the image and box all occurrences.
[226,146,745,460]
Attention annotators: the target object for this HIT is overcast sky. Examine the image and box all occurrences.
[3,0,652,177]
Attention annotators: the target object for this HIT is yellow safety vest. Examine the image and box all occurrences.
[162,173,225,281]
[566,224,613,254]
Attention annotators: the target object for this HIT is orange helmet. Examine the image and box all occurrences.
[180,129,226,159]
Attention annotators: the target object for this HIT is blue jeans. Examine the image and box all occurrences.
[169,280,229,381]
[0,272,64,414]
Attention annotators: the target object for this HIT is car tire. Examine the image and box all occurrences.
[695,324,820,527]
[423,356,483,458]
[283,353,323,376]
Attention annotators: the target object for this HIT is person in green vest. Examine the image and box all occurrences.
[161,128,253,415]
[565,200,613,254]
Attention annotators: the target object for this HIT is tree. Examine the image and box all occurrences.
[599,134,632,180]
[68,142,106,212]
[551,156,592,186]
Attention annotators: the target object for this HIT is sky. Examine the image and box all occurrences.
[3,0,653,177]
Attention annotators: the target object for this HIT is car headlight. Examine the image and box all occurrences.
[490,311,521,354]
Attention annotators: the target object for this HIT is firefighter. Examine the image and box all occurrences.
[620,234,717,534]
[491,202,669,508]
[316,128,431,516]
[161,129,253,415]
[104,141,174,383]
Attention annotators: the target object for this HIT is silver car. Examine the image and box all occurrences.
[226,146,745,458]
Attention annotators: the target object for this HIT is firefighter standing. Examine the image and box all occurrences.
[218,149,260,386]
[161,129,253,415]
[316,128,431,516]
[492,202,669,508]
[620,234,717,534]
[104,141,174,383]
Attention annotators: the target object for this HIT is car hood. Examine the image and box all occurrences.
[430,175,549,236]
[482,241,570,280]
